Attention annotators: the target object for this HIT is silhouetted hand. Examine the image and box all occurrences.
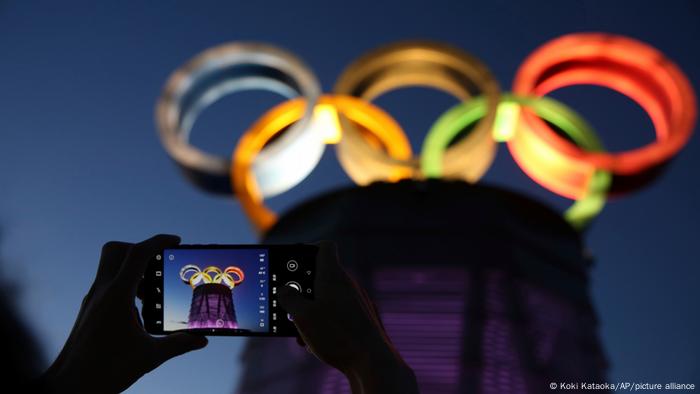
[40,234,208,394]
[278,241,419,394]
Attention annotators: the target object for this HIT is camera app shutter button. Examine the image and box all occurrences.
[285,281,301,292]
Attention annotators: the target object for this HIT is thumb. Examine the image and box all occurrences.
[278,286,312,318]
[152,332,208,365]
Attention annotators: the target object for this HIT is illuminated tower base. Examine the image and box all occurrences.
[236,180,608,394]
[187,283,238,329]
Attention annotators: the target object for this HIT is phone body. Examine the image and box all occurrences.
[142,244,317,337]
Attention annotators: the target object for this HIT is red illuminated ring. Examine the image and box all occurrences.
[212,267,245,289]
[224,266,245,287]
[512,33,696,196]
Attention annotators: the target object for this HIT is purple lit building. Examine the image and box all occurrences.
[235,180,608,394]
[188,283,239,329]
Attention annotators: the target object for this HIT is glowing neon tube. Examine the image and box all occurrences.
[156,42,321,196]
[512,33,696,195]
[334,41,501,182]
[232,95,413,232]
[422,94,611,229]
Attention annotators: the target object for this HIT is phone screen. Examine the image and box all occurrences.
[143,245,316,336]
[163,247,269,333]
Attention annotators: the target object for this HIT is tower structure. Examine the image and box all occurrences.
[236,180,607,394]
[180,264,246,329]
[187,283,239,329]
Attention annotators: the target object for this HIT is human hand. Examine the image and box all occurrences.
[41,234,208,394]
[278,241,418,394]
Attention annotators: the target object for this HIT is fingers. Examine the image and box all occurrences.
[349,277,376,316]
[315,241,345,284]
[151,333,208,366]
[278,285,313,319]
[116,234,180,295]
[368,299,386,332]
[95,241,132,287]
[136,280,145,301]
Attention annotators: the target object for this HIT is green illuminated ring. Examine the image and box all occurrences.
[421,94,612,229]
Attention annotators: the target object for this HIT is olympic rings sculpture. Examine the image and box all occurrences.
[156,33,696,232]
[180,264,245,290]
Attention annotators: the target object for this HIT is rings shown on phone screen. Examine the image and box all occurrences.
[179,264,245,289]
[180,264,206,288]
[156,42,321,196]
[215,267,245,289]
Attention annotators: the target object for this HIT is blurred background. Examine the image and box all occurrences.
[0,1,698,393]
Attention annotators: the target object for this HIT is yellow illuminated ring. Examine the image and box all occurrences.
[202,266,222,281]
[232,95,413,232]
[189,272,211,287]
[180,264,245,289]
[333,41,501,183]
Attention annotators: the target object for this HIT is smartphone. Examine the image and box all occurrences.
[142,244,317,336]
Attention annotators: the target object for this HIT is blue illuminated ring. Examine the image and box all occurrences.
[156,42,321,196]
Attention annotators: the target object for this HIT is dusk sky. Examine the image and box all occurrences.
[0,1,698,393]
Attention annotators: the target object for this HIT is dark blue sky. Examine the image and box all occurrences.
[0,1,698,393]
